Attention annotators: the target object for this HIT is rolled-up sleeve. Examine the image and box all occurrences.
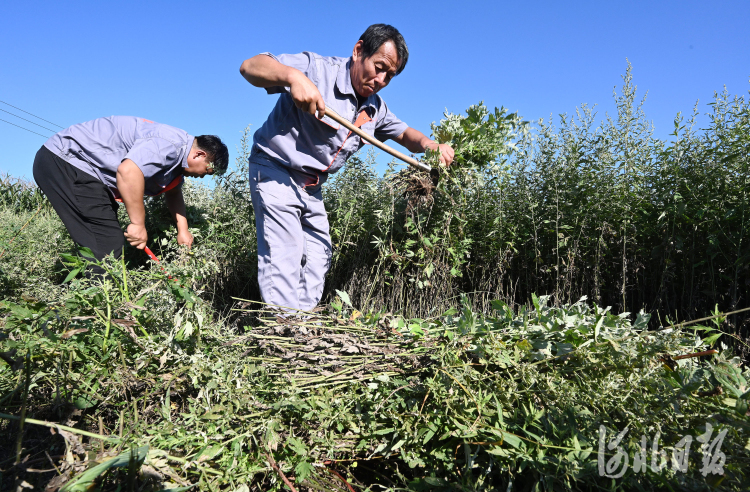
[374,101,409,141]
[261,52,315,95]
[124,138,178,181]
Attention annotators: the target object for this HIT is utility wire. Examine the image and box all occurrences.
[0,100,63,128]
[0,108,58,133]
[0,117,50,138]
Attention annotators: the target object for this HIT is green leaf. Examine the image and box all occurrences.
[704,333,722,346]
[633,311,650,330]
[198,444,223,461]
[490,300,507,312]
[162,386,172,422]
[736,398,749,416]
[531,293,540,312]
[390,439,406,452]
[63,268,81,284]
[61,446,148,492]
[335,290,353,308]
[497,430,522,449]
[74,394,97,410]
[59,253,78,263]
[410,324,425,337]
[77,246,95,259]
[441,307,458,317]
[594,315,604,342]
[294,460,314,482]
[287,436,307,456]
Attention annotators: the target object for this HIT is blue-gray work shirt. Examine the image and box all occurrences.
[44,116,193,198]
[252,52,409,186]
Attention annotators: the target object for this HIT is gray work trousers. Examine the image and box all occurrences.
[249,151,332,313]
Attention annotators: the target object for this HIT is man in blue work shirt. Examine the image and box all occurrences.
[240,24,455,313]
[33,116,229,273]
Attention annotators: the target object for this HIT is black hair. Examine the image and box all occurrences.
[195,135,229,175]
[358,24,409,75]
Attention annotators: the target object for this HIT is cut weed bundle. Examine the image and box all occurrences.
[1,281,749,490]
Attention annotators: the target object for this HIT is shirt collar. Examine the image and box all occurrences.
[337,58,377,112]
[182,136,195,169]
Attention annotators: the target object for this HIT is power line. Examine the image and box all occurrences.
[0,117,50,138]
[0,108,58,133]
[0,100,63,128]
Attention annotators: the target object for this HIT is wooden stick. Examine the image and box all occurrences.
[326,467,356,492]
[266,452,298,492]
[323,108,432,173]
[673,349,718,360]
[669,306,750,329]
[0,412,120,442]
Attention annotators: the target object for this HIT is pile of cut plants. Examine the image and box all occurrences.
[1,257,748,490]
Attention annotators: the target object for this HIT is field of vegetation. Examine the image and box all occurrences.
[1,67,749,490]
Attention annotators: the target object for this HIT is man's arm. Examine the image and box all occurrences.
[239,54,325,117]
[116,159,148,250]
[393,127,455,166]
[164,187,193,248]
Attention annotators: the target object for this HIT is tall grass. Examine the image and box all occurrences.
[320,66,750,354]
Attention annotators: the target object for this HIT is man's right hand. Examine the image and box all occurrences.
[240,55,325,119]
[289,71,325,118]
[116,158,148,250]
[124,223,148,250]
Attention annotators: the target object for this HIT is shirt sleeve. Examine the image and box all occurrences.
[123,137,179,185]
[261,52,315,95]
[374,100,409,142]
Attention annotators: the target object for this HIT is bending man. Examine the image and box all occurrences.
[240,23,454,312]
[33,116,228,273]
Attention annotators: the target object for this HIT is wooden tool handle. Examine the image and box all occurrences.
[323,108,432,173]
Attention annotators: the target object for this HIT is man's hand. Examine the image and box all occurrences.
[425,142,455,167]
[177,229,194,248]
[394,128,456,167]
[164,187,192,249]
[124,223,148,250]
[289,71,326,118]
[117,159,148,249]
[240,55,325,118]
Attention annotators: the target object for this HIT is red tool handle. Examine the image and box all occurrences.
[144,246,160,263]
[143,246,179,282]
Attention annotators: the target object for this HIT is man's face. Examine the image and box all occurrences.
[184,147,215,178]
[350,40,400,98]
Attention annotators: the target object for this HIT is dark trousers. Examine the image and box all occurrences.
[33,146,125,267]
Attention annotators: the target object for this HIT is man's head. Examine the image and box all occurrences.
[350,24,409,98]
[184,135,229,178]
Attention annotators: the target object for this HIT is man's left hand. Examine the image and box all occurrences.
[393,128,456,167]
[177,229,194,248]
[426,142,455,167]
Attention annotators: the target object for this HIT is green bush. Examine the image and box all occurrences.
[321,65,750,356]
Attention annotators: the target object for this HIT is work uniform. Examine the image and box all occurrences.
[33,116,193,263]
[250,51,408,312]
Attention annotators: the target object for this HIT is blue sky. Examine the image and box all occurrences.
[1,0,748,181]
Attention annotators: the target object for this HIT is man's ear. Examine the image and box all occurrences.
[192,148,208,160]
[352,40,364,61]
